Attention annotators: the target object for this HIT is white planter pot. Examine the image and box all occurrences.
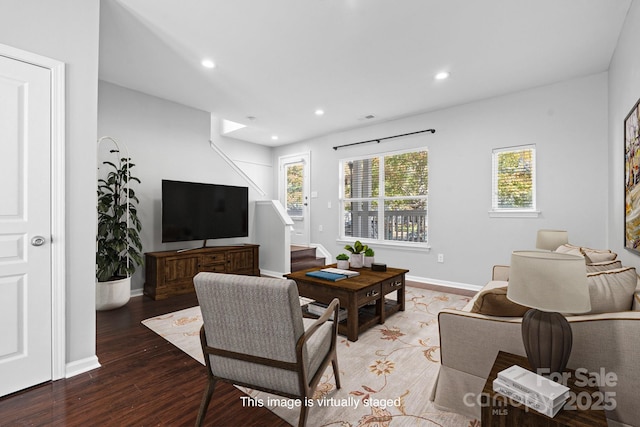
[349,253,364,268]
[96,277,131,311]
[336,260,350,269]
[364,256,375,268]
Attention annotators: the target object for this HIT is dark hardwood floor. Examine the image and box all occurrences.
[0,281,474,426]
[0,293,289,427]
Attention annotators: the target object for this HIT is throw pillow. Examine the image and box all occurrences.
[581,247,617,263]
[555,243,583,257]
[471,286,530,317]
[586,260,622,273]
[584,267,637,314]
[555,244,617,264]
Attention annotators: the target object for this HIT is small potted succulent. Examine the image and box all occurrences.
[364,247,375,268]
[336,253,350,269]
[344,240,368,268]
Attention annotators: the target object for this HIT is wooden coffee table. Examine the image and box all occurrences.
[285,265,408,341]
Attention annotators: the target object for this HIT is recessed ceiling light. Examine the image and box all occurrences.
[271,135,279,141]
[435,71,450,80]
[201,59,216,69]
[315,109,325,116]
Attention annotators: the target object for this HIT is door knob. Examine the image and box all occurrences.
[31,236,46,246]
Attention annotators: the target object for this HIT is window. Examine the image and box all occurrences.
[285,162,304,217]
[491,145,537,215]
[340,148,428,245]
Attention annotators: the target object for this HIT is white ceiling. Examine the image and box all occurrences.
[99,0,631,146]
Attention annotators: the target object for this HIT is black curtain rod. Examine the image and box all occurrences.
[332,128,435,150]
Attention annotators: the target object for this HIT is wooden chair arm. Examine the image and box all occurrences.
[298,298,340,347]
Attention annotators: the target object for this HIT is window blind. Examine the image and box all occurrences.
[492,145,536,210]
[341,148,428,244]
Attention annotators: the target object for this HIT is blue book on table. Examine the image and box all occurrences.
[305,270,347,281]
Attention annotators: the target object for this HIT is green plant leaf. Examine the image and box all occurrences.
[345,240,368,254]
[96,149,143,281]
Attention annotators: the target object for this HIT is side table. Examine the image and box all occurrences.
[481,351,608,427]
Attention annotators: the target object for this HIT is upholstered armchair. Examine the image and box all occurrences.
[193,272,341,427]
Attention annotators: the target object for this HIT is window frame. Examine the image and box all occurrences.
[490,144,540,218]
[338,147,429,249]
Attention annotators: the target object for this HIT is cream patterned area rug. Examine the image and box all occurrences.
[142,287,479,427]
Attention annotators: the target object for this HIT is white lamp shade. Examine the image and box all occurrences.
[535,229,568,251]
[507,251,590,313]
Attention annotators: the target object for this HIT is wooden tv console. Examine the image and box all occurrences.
[144,244,260,300]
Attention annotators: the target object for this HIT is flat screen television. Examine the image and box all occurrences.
[161,179,248,243]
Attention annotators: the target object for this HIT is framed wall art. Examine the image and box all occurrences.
[625,97,640,253]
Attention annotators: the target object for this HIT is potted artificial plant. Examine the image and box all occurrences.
[364,247,375,268]
[96,149,143,310]
[344,240,368,268]
[336,253,350,269]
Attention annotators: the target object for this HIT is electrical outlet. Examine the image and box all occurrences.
[319,225,323,232]
[437,253,444,263]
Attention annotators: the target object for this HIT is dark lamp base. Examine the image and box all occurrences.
[521,308,572,376]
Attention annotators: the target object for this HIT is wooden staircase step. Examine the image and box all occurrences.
[290,246,317,261]
[291,257,326,272]
[290,246,326,272]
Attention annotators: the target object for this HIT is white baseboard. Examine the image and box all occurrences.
[406,275,483,292]
[65,355,101,378]
[131,288,143,297]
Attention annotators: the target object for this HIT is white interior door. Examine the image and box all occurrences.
[280,154,310,246]
[0,54,52,396]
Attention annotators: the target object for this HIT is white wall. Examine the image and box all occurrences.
[98,81,273,292]
[211,117,274,198]
[99,54,611,292]
[274,73,609,288]
[0,1,100,367]
[608,0,640,271]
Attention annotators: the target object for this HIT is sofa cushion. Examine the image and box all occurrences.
[470,286,530,317]
[581,247,617,263]
[554,244,617,264]
[463,280,507,312]
[585,259,622,273]
[585,267,637,314]
[554,243,584,257]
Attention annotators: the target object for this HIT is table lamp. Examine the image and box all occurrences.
[507,251,590,375]
[535,229,568,251]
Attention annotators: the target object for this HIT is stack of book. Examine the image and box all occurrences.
[306,301,348,322]
[320,267,360,277]
[305,267,360,282]
[493,365,570,418]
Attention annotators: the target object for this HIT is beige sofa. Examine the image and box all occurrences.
[430,253,640,426]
